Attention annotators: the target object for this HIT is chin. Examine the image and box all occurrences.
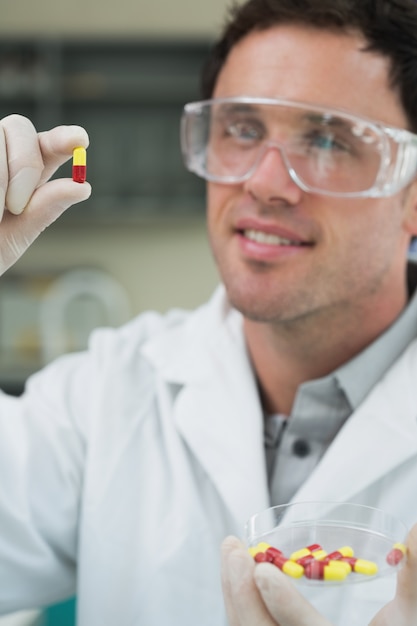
[226,289,284,322]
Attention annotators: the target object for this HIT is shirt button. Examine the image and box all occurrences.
[292,439,311,457]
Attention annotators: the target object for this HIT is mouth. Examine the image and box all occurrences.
[242,228,310,247]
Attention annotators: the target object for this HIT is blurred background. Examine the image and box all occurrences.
[0,0,234,624]
[0,0,237,398]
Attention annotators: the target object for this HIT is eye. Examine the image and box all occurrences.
[225,119,265,142]
[304,129,350,153]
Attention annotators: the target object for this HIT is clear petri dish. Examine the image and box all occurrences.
[245,501,408,585]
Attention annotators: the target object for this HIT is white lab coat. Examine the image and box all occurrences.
[1,285,417,626]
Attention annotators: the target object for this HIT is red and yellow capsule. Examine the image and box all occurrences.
[341,556,378,576]
[248,543,283,563]
[272,554,304,578]
[304,560,350,581]
[72,146,87,183]
[386,543,407,566]
[248,542,272,558]
[321,546,354,564]
[290,544,327,566]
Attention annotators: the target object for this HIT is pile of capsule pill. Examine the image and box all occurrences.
[248,541,407,581]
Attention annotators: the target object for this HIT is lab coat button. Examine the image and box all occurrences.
[292,439,310,457]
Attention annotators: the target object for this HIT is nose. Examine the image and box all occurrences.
[243,144,303,206]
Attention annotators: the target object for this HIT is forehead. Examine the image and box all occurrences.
[213,25,407,129]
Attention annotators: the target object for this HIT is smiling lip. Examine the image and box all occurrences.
[234,220,312,261]
[243,228,303,246]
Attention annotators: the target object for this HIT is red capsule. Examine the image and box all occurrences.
[296,554,317,567]
[265,547,283,561]
[307,544,323,552]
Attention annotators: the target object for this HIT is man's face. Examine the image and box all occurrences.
[207,25,417,324]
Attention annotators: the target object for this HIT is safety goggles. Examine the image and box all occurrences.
[180,97,417,198]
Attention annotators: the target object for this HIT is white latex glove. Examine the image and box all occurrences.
[0,114,91,275]
[370,522,417,625]
[221,522,417,626]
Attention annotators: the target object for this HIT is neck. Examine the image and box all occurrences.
[244,288,409,416]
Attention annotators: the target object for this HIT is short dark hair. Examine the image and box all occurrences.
[201,0,417,132]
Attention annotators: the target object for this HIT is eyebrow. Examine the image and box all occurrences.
[212,102,360,135]
[303,113,354,131]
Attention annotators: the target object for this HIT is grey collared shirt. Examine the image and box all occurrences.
[265,263,417,506]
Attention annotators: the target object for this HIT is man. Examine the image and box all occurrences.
[1,0,417,624]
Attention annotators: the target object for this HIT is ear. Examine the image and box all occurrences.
[403,179,417,237]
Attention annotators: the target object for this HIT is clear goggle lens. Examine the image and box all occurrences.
[180,97,417,198]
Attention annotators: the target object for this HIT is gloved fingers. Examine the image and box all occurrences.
[254,562,333,626]
[0,177,91,274]
[22,176,91,225]
[371,521,417,626]
[0,125,7,221]
[221,536,279,626]
[1,115,44,216]
[37,123,89,185]
[0,114,89,216]
[395,521,417,608]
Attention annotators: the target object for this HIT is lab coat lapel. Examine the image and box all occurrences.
[142,288,270,528]
[293,341,417,504]
[173,347,269,528]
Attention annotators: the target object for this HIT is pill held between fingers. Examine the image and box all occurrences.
[72,146,87,183]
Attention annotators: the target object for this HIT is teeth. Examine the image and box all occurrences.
[244,229,298,246]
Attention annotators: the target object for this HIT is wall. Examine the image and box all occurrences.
[12,217,219,317]
[0,0,231,37]
[0,0,230,322]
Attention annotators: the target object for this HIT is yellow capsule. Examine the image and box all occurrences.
[73,146,87,166]
[326,559,352,575]
[337,546,354,558]
[281,559,305,578]
[322,563,349,581]
[344,557,378,575]
[290,547,311,561]
[393,542,407,555]
[311,549,327,560]
[355,559,378,575]
[248,542,271,557]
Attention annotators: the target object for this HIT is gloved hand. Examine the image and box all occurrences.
[221,522,417,626]
[0,114,91,275]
